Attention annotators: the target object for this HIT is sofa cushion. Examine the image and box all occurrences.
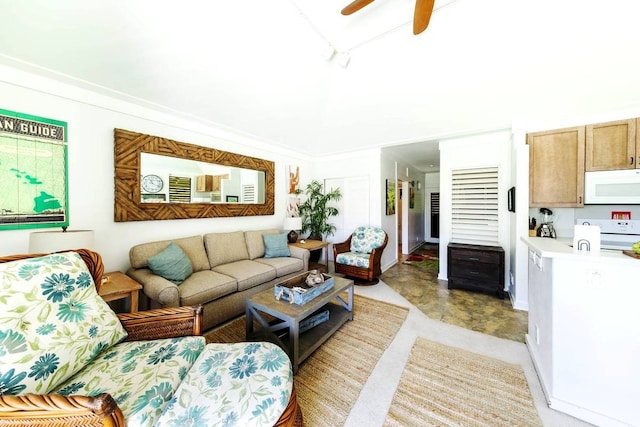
[255,257,304,277]
[213,260,276,292]
[204,231,249,268]
[245,229,279,259]
[350,226,387,254]
[0,252,128,395]
[54,336,206,427]
[178,270,237,306]
[263,233,291,258]
[129,235,210,272]
[157,342,292,427]
[147,242,193,285]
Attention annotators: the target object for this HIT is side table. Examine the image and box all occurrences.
[289,239,329,272]
[99,271,143,313]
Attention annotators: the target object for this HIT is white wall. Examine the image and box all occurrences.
[0,66,311,272]
[439,130,512,286]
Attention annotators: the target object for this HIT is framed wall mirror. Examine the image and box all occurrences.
[114,128,275,222]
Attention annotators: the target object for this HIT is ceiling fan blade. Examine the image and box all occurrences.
[341,0,375,15]
[413,0,435,35]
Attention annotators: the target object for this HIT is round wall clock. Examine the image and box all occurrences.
[141,174,164,193]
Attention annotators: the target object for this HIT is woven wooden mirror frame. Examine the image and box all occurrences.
[114,128,275,222]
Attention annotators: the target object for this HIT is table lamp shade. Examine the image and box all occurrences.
[283,217,302,243]
[29,230,95,254]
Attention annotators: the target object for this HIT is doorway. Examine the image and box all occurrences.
[397,179,403,259]
[430,192,440,239]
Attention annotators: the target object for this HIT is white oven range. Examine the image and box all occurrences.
[575,218,640,250]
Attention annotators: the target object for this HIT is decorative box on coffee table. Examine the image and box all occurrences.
[274,272,334,305]
[246,273,354,374]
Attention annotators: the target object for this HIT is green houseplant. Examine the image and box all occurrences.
[298,180,342,241]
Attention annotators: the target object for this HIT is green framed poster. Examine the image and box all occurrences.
[0,108,68,230]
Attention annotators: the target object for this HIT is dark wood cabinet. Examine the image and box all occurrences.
[447,243,505,299]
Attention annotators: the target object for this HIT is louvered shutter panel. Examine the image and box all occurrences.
[451,167,499,245]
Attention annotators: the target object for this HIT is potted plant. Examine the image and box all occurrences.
[298,180,341,261]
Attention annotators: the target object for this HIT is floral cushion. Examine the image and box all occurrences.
[157,342,293,427]
[349,226,386,254]
[54,336,206,427]
[0,252,128,395]
[335,252,371,268]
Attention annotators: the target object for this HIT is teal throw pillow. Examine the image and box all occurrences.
[147,242,193,285]
[263,233,291,258]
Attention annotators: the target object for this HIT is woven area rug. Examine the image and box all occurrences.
[205,295,409,427]
[384,338,542,427]
[403,244,439,271]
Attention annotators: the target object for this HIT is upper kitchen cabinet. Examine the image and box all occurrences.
[585,118,637,171]
[195,174,228,192]
[528,126,585,207]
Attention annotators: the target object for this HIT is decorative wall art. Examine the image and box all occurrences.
[286,165,301,217]
[507,186,516,213]
[287,196,300,217]
[409,187,415,209]
[0,108,68,230]
[386,179,396,215]
[288,165,300,194]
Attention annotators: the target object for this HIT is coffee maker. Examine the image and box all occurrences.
[536,207,556,238]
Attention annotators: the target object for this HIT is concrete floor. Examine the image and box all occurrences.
[381,243,529,342]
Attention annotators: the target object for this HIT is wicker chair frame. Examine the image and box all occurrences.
[333,230,388,285]
[0,249,303,427]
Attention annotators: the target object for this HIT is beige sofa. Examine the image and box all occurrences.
[127,229,309,331]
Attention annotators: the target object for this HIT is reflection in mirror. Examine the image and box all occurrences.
[140,153,266,204]
[114,128,275,222]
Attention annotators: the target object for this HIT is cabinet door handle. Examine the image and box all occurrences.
[631,157,635,166]
[468,257,480,261]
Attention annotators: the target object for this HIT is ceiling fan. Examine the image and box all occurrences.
[341,0,435,35]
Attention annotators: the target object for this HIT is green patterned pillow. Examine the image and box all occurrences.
[147,242,193,285]
[0,251,128,395]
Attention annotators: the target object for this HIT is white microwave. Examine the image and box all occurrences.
[584,169,640,204]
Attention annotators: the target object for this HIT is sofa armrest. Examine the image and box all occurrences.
[288,245,310,270]
[118,305,203,341]
[127,267,180,307]
[0,393,124,427]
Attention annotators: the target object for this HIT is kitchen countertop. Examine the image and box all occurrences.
[521,236,639,264]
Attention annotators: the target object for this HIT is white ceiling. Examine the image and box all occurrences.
[1,0,640,173]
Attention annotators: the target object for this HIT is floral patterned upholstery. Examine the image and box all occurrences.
[54,336,206,427]
[157,342,293,427]
[0,252,128,395]
[335,226,386,268]
[349,226,386,254]
[0,251,296,427]
[335,252,372,268]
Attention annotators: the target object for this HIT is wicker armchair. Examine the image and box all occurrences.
[333,226,388,285]
[0,249,302,427]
